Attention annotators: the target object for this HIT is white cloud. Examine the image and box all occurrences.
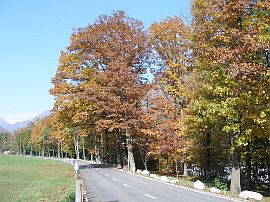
[1,112,40,124]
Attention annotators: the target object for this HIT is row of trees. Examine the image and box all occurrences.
[0,132,12,153]
[9,0,269,195]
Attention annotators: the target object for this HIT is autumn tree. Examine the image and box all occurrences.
[48,113,66,158]
[0,132,11,152]
[149,16,191,110]
[149,16,191,175]
[47,6,270,194]
[31,117,53,158]
[191,0,270,194]
[13,124,34,155]
[51,11,151,170]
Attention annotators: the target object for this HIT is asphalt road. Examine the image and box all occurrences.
[79,162,239,202]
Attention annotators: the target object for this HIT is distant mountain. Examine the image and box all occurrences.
[34,110,51,120]
[0,126,10,133]
[0,118,12,131]
[10,120,33,132]
[0,110,51,133]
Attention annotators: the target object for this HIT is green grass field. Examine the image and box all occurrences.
[0,155,75,202]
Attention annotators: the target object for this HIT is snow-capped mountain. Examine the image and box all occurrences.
[0,110,51,133]
[0,118,12,132]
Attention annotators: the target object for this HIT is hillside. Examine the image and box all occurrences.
[0,126,10,133]
[0,119,11,132]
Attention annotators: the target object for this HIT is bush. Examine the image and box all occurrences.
[214,178,228,191]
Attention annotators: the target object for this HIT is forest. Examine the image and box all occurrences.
[3,0,270,196]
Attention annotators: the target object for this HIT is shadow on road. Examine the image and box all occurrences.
[79,163,111,170]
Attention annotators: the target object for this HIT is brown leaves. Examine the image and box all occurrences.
[51,11,151,136]
[69,10,148,72]
[192,0,270,80]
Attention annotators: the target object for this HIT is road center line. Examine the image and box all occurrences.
[123,184,131,187]
[112,178,117,181]
[144,194,157,200]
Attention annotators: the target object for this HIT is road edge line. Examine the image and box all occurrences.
[116,168,243,202]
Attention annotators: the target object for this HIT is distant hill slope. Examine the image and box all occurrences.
[0,118,12,132]
[0,110,51,132]
[10,120,33,132]
[0,126,10,133]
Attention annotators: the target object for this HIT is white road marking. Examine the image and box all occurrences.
[113,178,117,181]
[118,170,239,202]
[123,184,131,187]
[105,174,109,176]
[144,194,157,200]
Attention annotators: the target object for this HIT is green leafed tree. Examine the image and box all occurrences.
[191,0,270,194]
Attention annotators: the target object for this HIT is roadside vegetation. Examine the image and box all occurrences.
[0,155,75,202]
[1,0,269,199]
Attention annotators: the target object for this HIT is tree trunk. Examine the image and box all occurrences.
[95,133,100,162]
[77,135,80,159]
[268,156,270,196]
[175,159,179,179]
[101,134,104,162]
[253,161,259,189]
[158,159,161,173]
[60,142,63,158]
[127,144,136,172]
[230,147,241,194]
[122,134,128,169]
[183,145,188,176]
[105,129,109,164]
[116,132,123,168]
[19,139,22,155]
[73,135,80,160]
[143,155,148,171]
[23,144,26,156]
[138,144,148,170]
[91,153,93,161]
[183,163,188,176]
[42,133,45,158]
[205,129,211,178]
[82,136,86,160]
[125,129,135,172]
[57,141,60,159]
[245,144,252,190]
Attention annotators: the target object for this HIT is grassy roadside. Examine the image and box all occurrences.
[0,155,75,202]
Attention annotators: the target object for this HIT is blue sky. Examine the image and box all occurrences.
[0,0,190,123]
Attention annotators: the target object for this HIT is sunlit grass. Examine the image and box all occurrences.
[0,155,75,202]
